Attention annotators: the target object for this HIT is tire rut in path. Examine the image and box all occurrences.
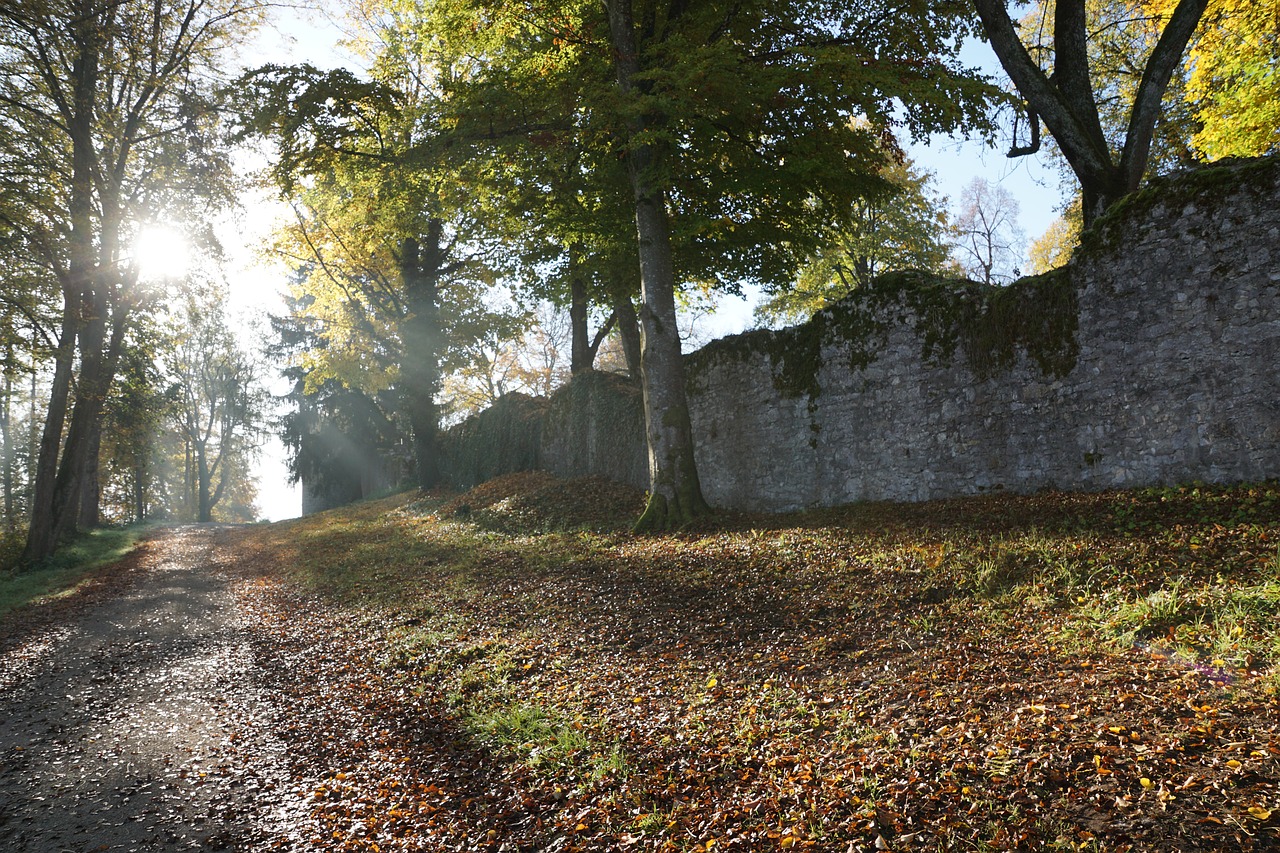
[0,526,292,852]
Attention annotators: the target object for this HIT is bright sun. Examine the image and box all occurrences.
[133,225,192,280]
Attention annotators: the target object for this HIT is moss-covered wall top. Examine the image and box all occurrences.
[689,266,1079,402]
[688,154,1280,511]
[1079,156,1280,259]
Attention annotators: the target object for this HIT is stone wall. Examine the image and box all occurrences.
[441,156,1280,510]
[437,393,547,489]
[437,371,647,491]
[539,370,648,490]
[687,157,1280,510]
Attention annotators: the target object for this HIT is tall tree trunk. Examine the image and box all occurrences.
[23,2,101,564]
[605,0,709,531]
[133,456,146,523]
[611,290,642,382]
[76,421,102,530]
[569,264,618,375]
[49,282,126,544]
[26,342,37,519]
[569,256,592,374]
[1,344,14,531]
[51,295,110,543]
[184,429,194,519]
[568,256,616,376]
[205,422,233,520]
[399,229,444,491]
[24,303,79,563]
[197,445,213,522]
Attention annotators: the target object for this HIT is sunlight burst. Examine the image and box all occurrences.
[133,225,192,280]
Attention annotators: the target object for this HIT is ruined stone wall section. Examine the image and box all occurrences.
[539,370,649,490]
[686,158,1280,511]
[437,159,1279,509]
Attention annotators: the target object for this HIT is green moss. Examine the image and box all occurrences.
[687,289,888,401]
[687,267,1080,400]
[903,267,1079,380]
[1079,155,1280,259]
[767,322,825,399]
[689,157,1280,398]
[634,488,708,534]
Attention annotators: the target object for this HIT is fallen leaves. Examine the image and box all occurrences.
[211,480,1280,851]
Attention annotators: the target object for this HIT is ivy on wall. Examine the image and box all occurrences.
[541,371,648,489]
[437,393,548,489]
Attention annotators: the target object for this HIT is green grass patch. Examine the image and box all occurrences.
[0,525,148,617]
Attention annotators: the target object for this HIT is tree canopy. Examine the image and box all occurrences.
[754,154,955,327]
[237,39,523,490]
[420,0,999,528]
[1180,0,1280,158]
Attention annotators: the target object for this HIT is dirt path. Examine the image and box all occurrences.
[0,526,295,852]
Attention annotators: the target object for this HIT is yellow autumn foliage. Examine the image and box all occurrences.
[1180,0,1280,158]
[1139,0,1278,158]
[1024,0,1277,166]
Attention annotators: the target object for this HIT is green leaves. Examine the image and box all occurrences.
[755,153,955,326]
[432,0,999,296]
[231,64,406,194]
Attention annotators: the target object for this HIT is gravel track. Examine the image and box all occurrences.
[0,526,294,852]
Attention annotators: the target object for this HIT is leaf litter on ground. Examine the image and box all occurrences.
[215,477,1280,851]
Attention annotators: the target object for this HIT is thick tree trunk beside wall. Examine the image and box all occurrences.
[604,0,709,531]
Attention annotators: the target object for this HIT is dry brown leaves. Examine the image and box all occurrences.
[434,473,646,534]
[216,481,1280,852]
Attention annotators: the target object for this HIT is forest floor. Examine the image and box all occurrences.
[1,477,1278,851]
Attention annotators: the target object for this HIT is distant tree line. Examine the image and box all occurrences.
[0,0,266,564]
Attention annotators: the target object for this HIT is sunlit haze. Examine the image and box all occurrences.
[219,196,304,523]
[134,225,192,281]
[218,6,364,524]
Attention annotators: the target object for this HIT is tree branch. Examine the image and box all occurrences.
[971,0,1114,182]
[1120,0,1208,190]
[1007,102,1041,157]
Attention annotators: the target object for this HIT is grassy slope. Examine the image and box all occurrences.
[0,526,148,618]
[227,476,1279,852]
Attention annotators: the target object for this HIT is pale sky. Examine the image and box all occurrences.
[219,5,362,521]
